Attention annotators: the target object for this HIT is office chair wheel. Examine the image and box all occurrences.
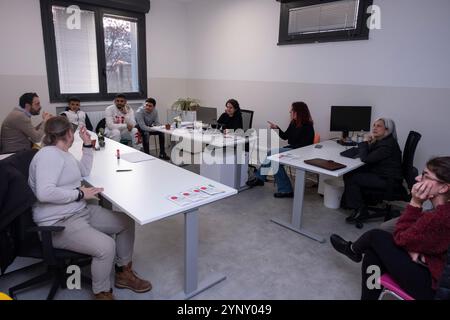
[355,221,364,229]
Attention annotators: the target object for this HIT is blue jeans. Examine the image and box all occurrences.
[255,147,293,193]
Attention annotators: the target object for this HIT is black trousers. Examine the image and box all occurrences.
[141,130,166,155]
[353,229,435,300]
[343,166,387,209]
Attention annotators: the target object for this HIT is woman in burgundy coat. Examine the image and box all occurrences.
[330,156,450,300]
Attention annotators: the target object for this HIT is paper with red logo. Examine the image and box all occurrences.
[183,188,210,201]
[197,184,224,195]
[167,194,192,206]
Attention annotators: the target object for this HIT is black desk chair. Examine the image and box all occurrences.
[95,118,106,134]
[354,131,422,229]
[8,208,91,300]
[241,109,254,131]
[241,109,255,171]
[436,246,450,300]
[1,151,91,300]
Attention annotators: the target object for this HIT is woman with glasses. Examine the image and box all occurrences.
[246,101,314,198]
[330,157,450,300]
[342,118,402,223]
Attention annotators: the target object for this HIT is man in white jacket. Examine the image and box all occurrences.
[104,94,139,147]
[60,96,93,131]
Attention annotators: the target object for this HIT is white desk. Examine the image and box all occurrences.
[152,124,254,190]
[70,136,237,299]
[268,140,364,243]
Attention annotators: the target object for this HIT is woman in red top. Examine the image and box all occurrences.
[330,157,450,300]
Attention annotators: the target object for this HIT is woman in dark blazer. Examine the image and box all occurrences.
[343,118,403,222]
[216,99,243,131]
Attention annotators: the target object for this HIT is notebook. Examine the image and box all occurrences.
[304,158,347,171]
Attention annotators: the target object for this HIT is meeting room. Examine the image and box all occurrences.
[0,0,450,304]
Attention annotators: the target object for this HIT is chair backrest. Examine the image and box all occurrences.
[402,131,422,189]
[95,118,106,134]
[314,133,321,144]
[241,109,254,131]
[15,209,42,257]
[379,274,415,300]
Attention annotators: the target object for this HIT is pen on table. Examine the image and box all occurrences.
[116,169,132,172]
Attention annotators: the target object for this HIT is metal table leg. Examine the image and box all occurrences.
[171,209,226,299]
[271,168,325,243]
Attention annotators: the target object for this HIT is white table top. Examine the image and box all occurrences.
[70,136,237,225]
[151,124,253,148]
[268,140,364,177]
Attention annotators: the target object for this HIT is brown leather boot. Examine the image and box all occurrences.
[94,289,114,300]
[115,262,152,293]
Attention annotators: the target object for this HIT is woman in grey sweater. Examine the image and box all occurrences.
[28,116,151,300]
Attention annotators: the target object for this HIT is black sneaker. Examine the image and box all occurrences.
[274,192,294,198]
[345,210,360,223]
[246,178,264,188]
[159,154,170,161]
[330,234,362,263]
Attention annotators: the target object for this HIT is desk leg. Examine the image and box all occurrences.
[171,209,226,299]
[235,162,250,192]
[271,169,325,243]
[234,149,250,192]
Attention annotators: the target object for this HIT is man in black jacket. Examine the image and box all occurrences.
[343,118,402,222]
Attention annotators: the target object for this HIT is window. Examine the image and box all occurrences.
[40,0,149,102]
[278,0,373,45]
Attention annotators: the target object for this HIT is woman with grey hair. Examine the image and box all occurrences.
[343,118,403,225]
[367,117,398,141]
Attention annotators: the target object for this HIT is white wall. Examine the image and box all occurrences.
[184,0,450,169]
[186,0,450,88]
[147,0,188,79]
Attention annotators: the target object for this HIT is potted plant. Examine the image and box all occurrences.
[170,98,200,122]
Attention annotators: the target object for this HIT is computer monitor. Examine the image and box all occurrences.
[196,106,218,125]
[330,106,372,140]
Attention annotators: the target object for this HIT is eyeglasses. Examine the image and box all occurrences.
[421,171,446,184]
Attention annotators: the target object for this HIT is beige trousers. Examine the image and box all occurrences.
[51,205,135,294]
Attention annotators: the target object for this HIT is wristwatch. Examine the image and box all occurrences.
[82,144,93,148]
